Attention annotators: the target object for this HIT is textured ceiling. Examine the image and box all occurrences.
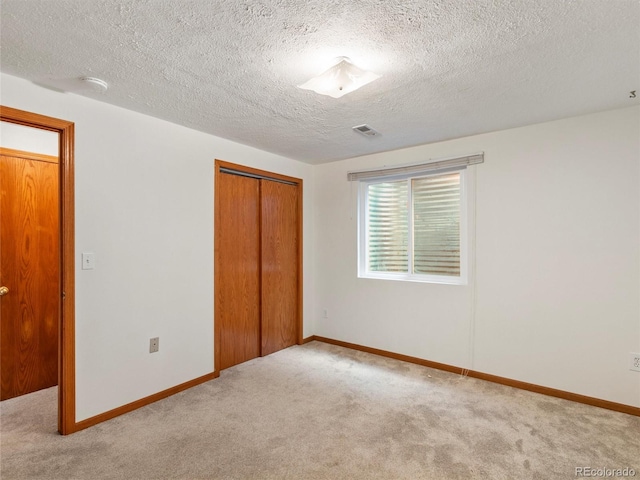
[1,0,638,164]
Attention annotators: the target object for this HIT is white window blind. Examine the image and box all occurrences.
[356,153,482,284]
[348,153,483,182]
[412,173,461,277]
[367,180,408,272]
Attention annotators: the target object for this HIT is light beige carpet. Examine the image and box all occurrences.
[1,341,638,479]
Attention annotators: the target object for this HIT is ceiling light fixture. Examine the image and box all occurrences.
[298,57,380,98]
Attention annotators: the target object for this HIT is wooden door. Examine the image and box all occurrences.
[261,180,298,356]
[1,150,59,400]
[215,160,302,371]
[216,172,261,370]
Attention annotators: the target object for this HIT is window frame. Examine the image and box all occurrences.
[357,167,468,285]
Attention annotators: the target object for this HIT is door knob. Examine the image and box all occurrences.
[0,286,8,296]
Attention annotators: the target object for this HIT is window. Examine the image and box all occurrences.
[353,154,482,285]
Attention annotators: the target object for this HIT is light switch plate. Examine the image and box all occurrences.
[81,253,95,270]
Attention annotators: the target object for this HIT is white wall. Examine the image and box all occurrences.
[1,73,314,421]
[313,106,640,407]
[3,70,637,417]
[0,121,58,155]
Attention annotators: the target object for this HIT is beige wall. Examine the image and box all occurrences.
[3,70,638,418]
[0,121,58,155]
[312,106,640,407]
[1,73,315,421]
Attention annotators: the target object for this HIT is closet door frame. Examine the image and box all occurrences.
[214,159,303,371]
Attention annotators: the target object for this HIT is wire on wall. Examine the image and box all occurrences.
[461,165,478,378]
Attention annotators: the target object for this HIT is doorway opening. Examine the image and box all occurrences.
[0,106,75,435]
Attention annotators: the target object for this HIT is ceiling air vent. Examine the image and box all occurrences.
[352,124,380,137]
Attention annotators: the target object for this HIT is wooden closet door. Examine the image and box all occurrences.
[216,172,261,370]
[1,152,59,400]
[260,180,298,356]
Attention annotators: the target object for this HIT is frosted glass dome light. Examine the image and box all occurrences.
[298,57,380,98]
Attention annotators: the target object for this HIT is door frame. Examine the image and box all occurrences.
[1,106,75,435]
[214,159,303,371]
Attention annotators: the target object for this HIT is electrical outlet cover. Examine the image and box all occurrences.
[630,352,640,372]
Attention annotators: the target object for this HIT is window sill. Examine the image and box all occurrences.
[358,271,467,286]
